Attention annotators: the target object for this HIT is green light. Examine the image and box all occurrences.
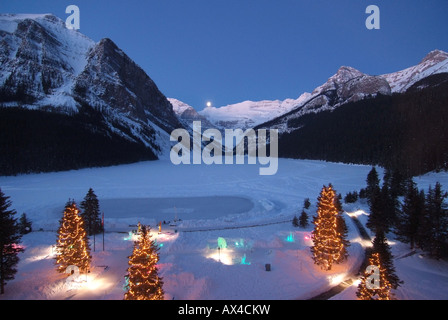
[241,254,251,265]
[286,232,295,242]
[218,237,227,249]
[124,231,133,241]
[235,239,245,248]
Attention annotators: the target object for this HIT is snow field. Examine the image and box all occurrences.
[0,159,447,300]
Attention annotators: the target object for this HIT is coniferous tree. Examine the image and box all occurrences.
[359,188,367,200]
[366,187,389,234]
[55,200,91,274]
[18,213,32,234]
[124,223,164,300]
[415,189,428,250]
[0,189,24,294]
[299,210,309,228]
[292,215,299,228]
[303,198,311,210]
[424,183,448,259]
[381,182,400,228]
[344,191,358,203]
[391,169,408,197]
[310,184,349,271]
[371,230,401,290]
[334,194,350,253]
[383,167,408,199]
[366,167,381,206]
[80,188,102,236]
[395,179,425,249]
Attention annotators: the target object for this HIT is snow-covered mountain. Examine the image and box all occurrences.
[198,97,308,130]
[170,50,448,132]
[256,50,448,132]
[382,49,448,93]
[168,98,214,131]
[0,13,183,157]
[172,66,391,132]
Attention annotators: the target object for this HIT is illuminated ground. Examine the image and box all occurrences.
[1,159,447,299]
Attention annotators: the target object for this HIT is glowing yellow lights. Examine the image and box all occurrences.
[84,275,113,291]
[327,273,347,286]
[310,184,349,271]
[55,201,91,275]
[356,252,392,300]
[124,223,164,300]
[205,248,235,265]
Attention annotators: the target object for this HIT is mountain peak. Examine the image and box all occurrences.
[0,13,65,32]
[0,13,55,20]
[334,66,365,79]
[420,49,448,65]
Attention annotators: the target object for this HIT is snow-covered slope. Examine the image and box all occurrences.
[0,14,95,111]
[0,13,183,157]
[168,98,214,130]
[198,96,310,130]
[382,50,448,93]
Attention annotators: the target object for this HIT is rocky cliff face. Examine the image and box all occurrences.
[256,66,392,132]
[300,66,391,114]
[74,38,181,135]
[168,98,214,131]
[0,14,183,157]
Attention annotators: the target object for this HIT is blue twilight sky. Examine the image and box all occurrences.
[2,0,448,110]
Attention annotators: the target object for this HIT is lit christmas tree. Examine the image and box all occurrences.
[55,200,91,274]
[124,223,164,300]
[356,252,392,300]
[310,184,349,271]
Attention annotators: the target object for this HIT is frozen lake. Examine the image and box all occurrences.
[100,196,254,221]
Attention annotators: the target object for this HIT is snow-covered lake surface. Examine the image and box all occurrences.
[100,196,254,221]
[0,159,447,300]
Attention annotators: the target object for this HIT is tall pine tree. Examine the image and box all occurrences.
[371,230,401,290]
[366,167,380,206]
[334,192,350,254]
[299,210,309,228]
[124,223,164,300]
[310,184,349,271]
[423,183,448,259]
[0,189,24,294]
[80,188,102,236]
[395,179,425,249]
[366,184,395,234]
[55,200,91,274]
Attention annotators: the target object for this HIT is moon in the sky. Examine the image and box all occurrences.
[206,101,212,107]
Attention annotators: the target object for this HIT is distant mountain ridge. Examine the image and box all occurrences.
[171,49,448,132]
[1,13,447,177]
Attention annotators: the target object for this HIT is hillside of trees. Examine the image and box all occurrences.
[0,104,157,176]
[277,74,448,177]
